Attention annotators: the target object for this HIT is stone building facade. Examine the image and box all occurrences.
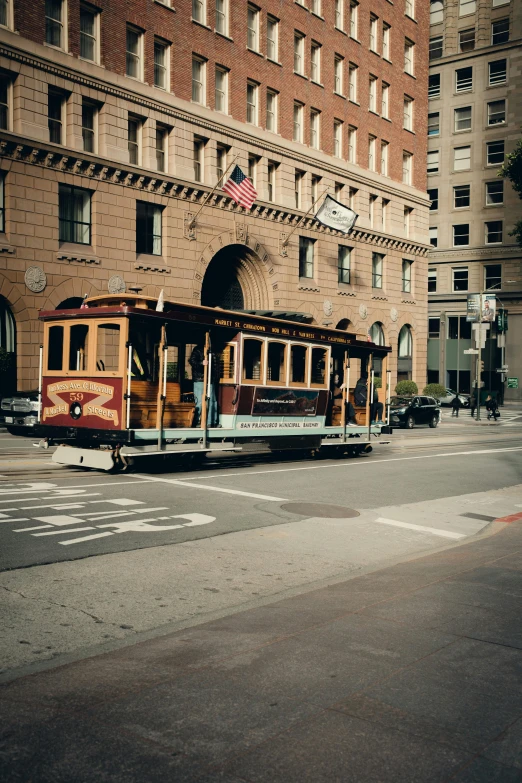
[0,0,429,392]
[427,0,522,401]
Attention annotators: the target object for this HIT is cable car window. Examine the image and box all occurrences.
[220,344,236,382]
[267,342,286,385]
[68,324,90,371]
[243,339,263,382]
[311,347,327,386]
[48,325,64,371]
[165,345,179,381]
[96,323,121,373]
[290,344,308,386]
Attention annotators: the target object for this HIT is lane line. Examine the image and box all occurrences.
[77,506,168,519]
[0,518,29,524]
[130,474,287,502]
[375,517,466,540]
[59,531,113,545]
[13,525,54,532]
[32,527,95,537]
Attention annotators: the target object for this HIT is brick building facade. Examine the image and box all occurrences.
[0,0,429,392]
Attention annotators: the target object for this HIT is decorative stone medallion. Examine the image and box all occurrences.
[108,275,126,294]
[323,299,333,317]
[359,303,368,320]
[390,307,398,323]
[24,266,46,293]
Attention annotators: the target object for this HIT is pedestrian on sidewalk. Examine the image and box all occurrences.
[451,395,462,417]
[470,389,477,418]
[485,395,500,421]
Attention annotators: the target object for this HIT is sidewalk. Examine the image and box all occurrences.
[1,515,521,782]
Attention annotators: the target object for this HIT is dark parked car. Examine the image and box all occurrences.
[1,390,40,435]
[389,395,440,429]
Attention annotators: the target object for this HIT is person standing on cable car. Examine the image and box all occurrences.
[189,343,220,427]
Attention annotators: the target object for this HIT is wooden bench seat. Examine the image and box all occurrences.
[129,381,195,428]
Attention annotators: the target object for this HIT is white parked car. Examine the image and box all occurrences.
[437,388,470,408]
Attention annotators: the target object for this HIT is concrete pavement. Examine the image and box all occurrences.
[1,507,521,781]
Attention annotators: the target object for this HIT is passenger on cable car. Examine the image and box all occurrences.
[329,373,357,426]
[189,343,220,427]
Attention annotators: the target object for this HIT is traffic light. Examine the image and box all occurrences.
[479,360,484,373]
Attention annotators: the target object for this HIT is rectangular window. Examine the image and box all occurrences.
[81,99,96,153]
[267,161,277,203]
[192,57,205,103]
[193,136,204,182]
[348,126,357,163]
[488,100,506,126]
[156,125,168,172]
[294,31,305,74]
[48,89,64,145]
[310,109,320,149]
[349,63,358,102]
[299,236,314,278]
[382,198,389,231]
[293,102,303,143]
[126,26,142,79]
[431,0,443,25]
[215,66,228,112]
[59,185,91,245]
[266,341,286,386]
[382,23,390,59]
[368,136,376,172]
[381,82,389,118]
[128,116,140,165]
[381,141,388,175]
[136,201,162,255]
[429,73,440,98]
[404,39,414,74]
[454,145,471,171]
[95,324,120,374]
[290,344,308,386]
[267,15,278,61]
[405,0,415,18]
[246,81,258,124]
[0,74,8,130]
[429,227,438,248]
[349,1,358,38]
[153,39,169,90]
[311,175,321,205]
[248,154,258,187]
[216,144,227,181]
[428,269,437,292]
[369,76,377,113]
[370,14,378,53]
[80,3,98,62]
[429,36,443,60]
[452,266,468,289]
[454,184,470,208]
[403,151,412,184]
[335,182,344,201]
[427,150,439,174]
[486,180,503,205]
[489,59,507,86]
[48,326,64,371]
[428,112,440,136]
[428,188,438,210]
[491,19,509,45]
[0,175,4,232]
[334,55,344,95]
[487,140,504,165]
[335,0,344,31]
[192,0,206,24]
[484,264,501,290]
[311,41,321,83]
[215,0,228,35]
[247,4,260,51]
[453,225,470,247]
[45,0,64,48]
[334,120,343,157]
[459,0,476,15]
[403,96,413,130]
[403,206,412,237]
[338,245,351,284]
[454,106,472,132]
[428,318,440,338]
[348,187,358,210]
[295,170,304,209]
[266,89,277,132]
[485,221,502,244]
[311,0,321,13]
[459,28,475,52]
[456,66,472,92]
[372,252,384,289]
[402,259,412,293]
[0,0,10,28]
[369,193,377,227]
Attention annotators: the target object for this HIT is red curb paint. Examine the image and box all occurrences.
[494,512,522,525]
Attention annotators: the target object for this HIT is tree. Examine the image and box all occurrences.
[500,137,522,248]
[395,380,418,396]
[423,383,446,400]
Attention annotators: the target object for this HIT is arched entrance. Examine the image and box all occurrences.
[398,325,413,382]
[57,297,85,309]
[336,318,352,330]
[199,242,270,311]
[0,296,16,393]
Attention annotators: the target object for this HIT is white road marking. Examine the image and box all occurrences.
[131,474,287,501]
[376,517,466,540]
[20,495,101,509]
[0,518,29,524]
[14,525,54,532]
[59,531,114,545]
[77,506,168,519]
[33,515,87,526]
[104,498,144,506]
[33,527,95,537]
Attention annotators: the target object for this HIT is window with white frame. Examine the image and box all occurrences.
[192,56,206,103]
[368,135,376,171]
[333,120,343,157]
[382,23,390,59]
[80,3,99,62]
[454,106,472,132]
[348,186,358,209]
[485,221,502,244]
[136,201,163,256]
[349,63,358,102]
[403,96,413,130]
[454,184,470,208]
[215,0,228,35]
[484,264,501,290]
[293,102,304,143]
[489,59,507,86]
[267,161,277,202]
[334,55,344,95]
[452,266,468,289]
[0,174,4,232]
[405,0,415,18]
[486,140,504,165]
[248,154,259,188]
[369,76,377,112]
[335,182,344,201]
[311,174,321,205]
[48,89,65,144]
[81,99,96,153]
[155,124,168,172]
[311,41,321,83]
[382,198,389,230]
[45,0,65,48]
[486,180,503,205]
[246,81,258,124]
[492,0,509,5]
[294,31,305,75]
[192,0,206,24]
[430,0,443,25]
[491,19,509,45]
[456,66,472,92]
[428,112,440,136]
[429,73,440,98]
[427,150,439,173]
[429,36,443,60]
[453,225,470,247]
[459,0,476,16]
[59,185,91,245]
[335,0,344,31]
[454,145,471,170]
[348,125,357,163]
[404,39,414,75]
[381,82,389,118]
[295,170,304,209]
[216,144,227,181]
[488,99,506,126]
[299,236,315,278]
[369,194,377,227]
[429,228,438,248]
[459,28,475,51]
[266,89,277,132]
[369,323,385,345]
[0,74,9,130]
[372,252,384,288]
[338,245,351,284]
[428,188,438,210]
[267,15,279,61]
[370,14,378,53]
[350,1,358,38]
[403,151,412,184]
[381,141,388,175]
[126,26,142,79]
[154,39,169,90]
[403,207,413,237]
[402,259,413,292]
[215,66,228,112]
[311,0,321,13]
[428,268,437,290]
[310,109,320,149]
[193,136,205,182]
[128,115,141,165]
[247,4,260,51]
[0,0,11,29]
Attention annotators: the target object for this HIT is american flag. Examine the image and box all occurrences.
[222,165,257,209]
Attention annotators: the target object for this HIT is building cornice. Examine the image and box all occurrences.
[428,246,521,263]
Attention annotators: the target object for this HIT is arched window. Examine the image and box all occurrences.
[336,318,352,331]
[57,297,85,310]
[0,296,15,353]
[398,325,413,383]
[369,322,385,346]
[430,0,443,25]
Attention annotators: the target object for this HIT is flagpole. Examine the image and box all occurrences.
[282,188,330,249]
[189,155,239,230]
